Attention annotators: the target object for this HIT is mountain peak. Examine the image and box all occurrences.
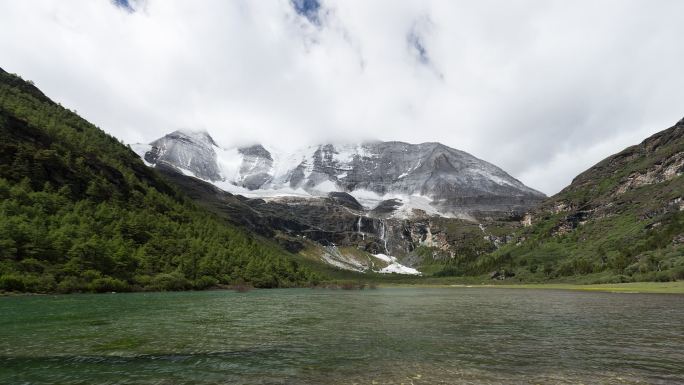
[170,129,218,147]
[134,131,545,217]
[144,129,223,181]
[238,144,273,161]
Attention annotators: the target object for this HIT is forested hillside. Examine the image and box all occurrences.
[0,68,320,293]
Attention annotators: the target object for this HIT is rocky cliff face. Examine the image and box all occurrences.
[500,117,684,282]
[134,131,545,218]
[139,130,222,181]
[156,163,521,275]
[526,117,684,233]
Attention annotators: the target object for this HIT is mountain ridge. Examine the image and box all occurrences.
[134,130,545,219]
[478,117,684,282]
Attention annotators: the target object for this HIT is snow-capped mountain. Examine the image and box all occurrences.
[133,130,222,181]
[132,129,545,217]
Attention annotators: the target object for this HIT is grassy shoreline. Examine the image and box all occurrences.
[3,280,683,296]
[379,281,684,294]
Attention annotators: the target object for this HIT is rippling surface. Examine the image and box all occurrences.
[1,288,683,384]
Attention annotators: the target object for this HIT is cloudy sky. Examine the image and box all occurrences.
[1,0,683,195]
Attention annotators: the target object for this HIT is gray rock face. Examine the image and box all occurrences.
[371,199,403,218]
[155,152,530,274]
[136,131,546,217]
[237,145,273,189]
[305,141,546,214]
[327,192,364,211]
[144,130,222,182]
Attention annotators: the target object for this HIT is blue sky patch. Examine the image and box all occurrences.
[408,30,429,65]
[291,0,321,25]
[112,0,134,12]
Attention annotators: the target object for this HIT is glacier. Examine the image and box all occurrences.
[133,129,545,218]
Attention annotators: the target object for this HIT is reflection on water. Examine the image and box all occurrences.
[1,288,683,384]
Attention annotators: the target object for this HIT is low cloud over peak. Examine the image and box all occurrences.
[1,0,682,195]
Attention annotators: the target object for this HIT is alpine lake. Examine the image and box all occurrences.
[1,287,683,384]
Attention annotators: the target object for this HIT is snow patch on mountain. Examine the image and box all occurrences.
[213,180,311,199]
[373,253,421,275]
[216,147,242,181]
[134,130,546,218]
[130,143,153,166]
[321,247,367,273]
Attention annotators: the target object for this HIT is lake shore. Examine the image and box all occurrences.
[379,281,684,294]
[3,280,683,296]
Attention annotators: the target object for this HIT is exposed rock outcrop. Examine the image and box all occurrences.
[135,132,546,217]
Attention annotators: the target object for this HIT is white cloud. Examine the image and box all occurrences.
[1,0,682,195]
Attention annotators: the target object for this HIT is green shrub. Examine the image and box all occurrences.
[56,276,85,294]
[150,273,191,291]
[19,258,45,273]
[671,266,684,280]
[0,260,17,276]
[80,269,103,283]
[433,266,461,277]
[90,277,129,293]
[616,274,630,283]
[654,271,674,282]
[607,251,631,272]
[573,258,594,275]
[0,274,25,291]
[555,261,575,277]
[132,274,152,286]
[23,274,56,293]
[193,275,219,290]
[250,274,278,288]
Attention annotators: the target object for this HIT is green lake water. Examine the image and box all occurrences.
[1,288,683,384]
